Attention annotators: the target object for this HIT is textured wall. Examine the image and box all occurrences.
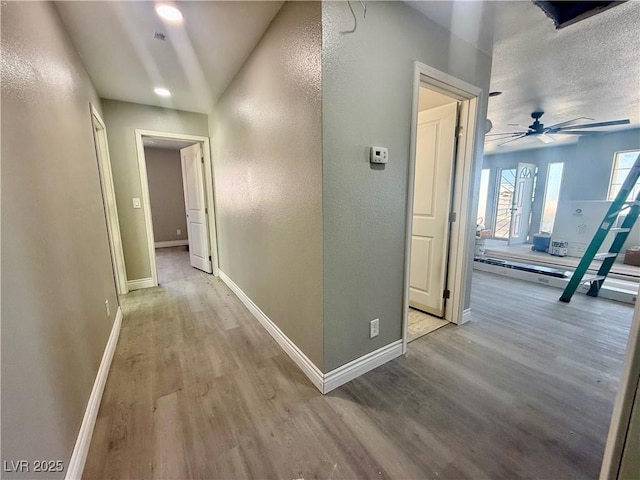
[211,2,324,369]
[101,100,208,280]
[144,147,188,243]
[322,1,492,371]
[1,3,118,477]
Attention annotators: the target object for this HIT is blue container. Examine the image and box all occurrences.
[532,234,551,253]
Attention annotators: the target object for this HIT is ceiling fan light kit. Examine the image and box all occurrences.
[485,111,630,147]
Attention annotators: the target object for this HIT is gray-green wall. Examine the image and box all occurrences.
[1,3,118,477]
[101,100,209,281]
[321,1,492,371]
[210,2,324,369]
[144,147,188,244]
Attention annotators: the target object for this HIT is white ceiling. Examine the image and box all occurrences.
[406,1,496,55]
[142,137,196,150]
[485,0,640,153]
[55,1,283,114]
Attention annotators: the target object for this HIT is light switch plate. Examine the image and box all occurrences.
[132,197,141,209]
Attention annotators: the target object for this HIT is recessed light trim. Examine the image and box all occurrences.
[155,5,183,22]
[154,87,171,97]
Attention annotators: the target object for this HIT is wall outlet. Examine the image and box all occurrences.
[177,229,182,235]
[105,299,110,318]
[132,197,141,209]
[370,318,379,338]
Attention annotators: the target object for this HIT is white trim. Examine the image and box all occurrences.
[402,62,483,354]
[218,269,403,394]
[127,277,156,291]
[323,340,403,394]
[66,307,122,480]
[218,269,324,391]
[600,293,640,479]
[90,104,128,295]
[154,240,189,248]
[134,130,220,290]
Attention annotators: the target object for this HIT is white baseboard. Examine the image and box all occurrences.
[323,340,403,394]
[461,308,472,324]
[218,270,324,391]
[218,269,402,394]
[155,240,188,248]
[66,306,122,480]
[127,277,156,291]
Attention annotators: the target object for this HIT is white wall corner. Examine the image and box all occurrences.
[66,306,122,480]
[126,277,156,291]
[218,270,402,395]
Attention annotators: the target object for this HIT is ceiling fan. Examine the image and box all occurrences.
[485,111,630,147]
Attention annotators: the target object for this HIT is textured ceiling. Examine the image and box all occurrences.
[486,0,640,153]
[142,137,197,150]
[55,1,283,113]
[406,1,496,55]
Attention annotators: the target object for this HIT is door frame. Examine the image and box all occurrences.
[134,129,219,287]
[90,104,128,295]
[402,61,483,353]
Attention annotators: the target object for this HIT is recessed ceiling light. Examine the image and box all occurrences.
[154,87,171,97]
[155,5,183,22]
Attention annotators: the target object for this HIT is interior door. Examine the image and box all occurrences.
[180,143,212,273]
[409,102,458,318]
[508,162,536,245]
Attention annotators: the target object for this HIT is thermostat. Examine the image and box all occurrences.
[370,146,388,164]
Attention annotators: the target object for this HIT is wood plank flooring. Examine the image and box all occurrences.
[83,247,634,479]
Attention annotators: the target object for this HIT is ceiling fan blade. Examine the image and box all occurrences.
[485,132,527,136]
[485,134,525,143]
[556,119,630,130]
[536,133,554,144]
[507,123,530,129]
[496,134,526,147]
[545,117,594,129]
[551,130,608,135]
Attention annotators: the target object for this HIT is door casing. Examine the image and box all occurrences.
[402,61,483,353]
[134,129,219,287]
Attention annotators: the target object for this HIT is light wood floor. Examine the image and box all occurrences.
[83,248,634,479]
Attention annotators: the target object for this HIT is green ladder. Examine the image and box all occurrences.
[559,153,640,303]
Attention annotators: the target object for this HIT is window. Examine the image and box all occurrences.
[540,162,564,234]
[608,150,640,201]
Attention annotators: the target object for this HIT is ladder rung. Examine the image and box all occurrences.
[581,275,606,283]
[609,228,631,233]
[594,252,617,259]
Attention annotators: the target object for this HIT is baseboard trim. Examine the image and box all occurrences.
[462,308,472,324]
[218,270,324,392]
[66,306,122,480]
[155,240,188,248]
[127,277,156,290]
[218,269,402,394]
[323,340,403,394]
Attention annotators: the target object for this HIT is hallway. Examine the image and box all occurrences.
[83,249,633,479]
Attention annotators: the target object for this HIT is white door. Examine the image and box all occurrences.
[508,162,536,245]
[180,143,212,273]
[409,102,458,317]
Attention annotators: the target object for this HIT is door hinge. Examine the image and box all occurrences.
[456,125,463,137]
[205,207,208,214]
[449,211,456,223]
[209,255,212,261]
[443,289,451,299]
[201,156,204,164]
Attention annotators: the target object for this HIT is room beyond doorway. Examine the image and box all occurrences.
[134,130,219,288]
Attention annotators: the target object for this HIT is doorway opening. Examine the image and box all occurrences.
[134,130,218,287]
[402,62,482,350]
